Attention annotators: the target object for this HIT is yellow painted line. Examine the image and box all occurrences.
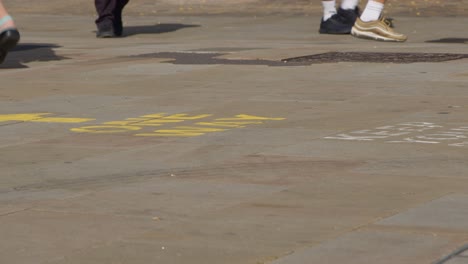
[33,117,94,123]
[140,113,212,120]
[0,113,49,122]
[1,113,286,137]
[0,113,94,123]
[162,114,212,120]
[71,125,141,134]
[135,119,184,124]
[70,113,215,134]
[140,113,167,118]
[196,121,261,128]
[216,114,285,121]
[103,120,144,126]
[68,113,286,137]
[137,126,226,137]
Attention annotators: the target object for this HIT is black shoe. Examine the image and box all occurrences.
[96,30,116,38]
[319,13,352,34]
[96,23,117,38]
[96,23,124,38]
[337,7,360,25]
[0,29,20,64]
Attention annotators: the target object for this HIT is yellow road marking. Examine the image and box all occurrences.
[0,113,94,123]
[71,125,142,133]
[1,112,286,137]
[216,114,285,121]
[137,126,226,137]
[196,121,261,128]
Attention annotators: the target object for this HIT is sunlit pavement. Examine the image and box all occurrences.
[1,14,468,264]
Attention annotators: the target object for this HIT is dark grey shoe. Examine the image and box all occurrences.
[96,23,117,38]
[0,29,20,64]
[337,7,360,25]
[96,30,116,38]
[319,13,352,34]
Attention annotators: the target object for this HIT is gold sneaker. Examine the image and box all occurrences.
[351,17,407,42]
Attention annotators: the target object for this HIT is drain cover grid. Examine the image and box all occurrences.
[282,52,468,64]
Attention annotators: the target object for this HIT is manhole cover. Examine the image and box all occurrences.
[282,52,468,64]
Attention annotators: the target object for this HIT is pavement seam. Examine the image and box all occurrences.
[433,244,468,264]
[361,224,468,237]
[264,192,460,264]
[0,207,33,217]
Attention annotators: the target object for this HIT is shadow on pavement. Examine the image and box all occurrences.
[127,51,468,67]
[127,51,297,66]
[0,43,68,69]
[122,23,200,37]
[426,38,468,44]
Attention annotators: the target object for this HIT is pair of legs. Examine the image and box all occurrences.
[320,0,407,42]
[95,0,129,38]
[0,0,20,64]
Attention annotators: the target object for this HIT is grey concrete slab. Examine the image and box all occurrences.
[460,249,468,257]
[445,257,468,264]
[3,12,468,264]
[30,179,287,217]
[378,194,468,230]
[6,0,468,16]
[41,239,277,264]
[447,257,468,264]
[436,247,468,264]
[271,230,451,264]
[0,209,157,264]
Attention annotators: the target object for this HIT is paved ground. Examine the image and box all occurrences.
[7,0,468,16]
[2,13,468,264]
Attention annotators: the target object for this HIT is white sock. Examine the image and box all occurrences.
[322,1,337,21]
[340,0,359,10]
[0,15,15,31]
[360,0,384,22]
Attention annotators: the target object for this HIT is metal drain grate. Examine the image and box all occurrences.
[282,52,468,64]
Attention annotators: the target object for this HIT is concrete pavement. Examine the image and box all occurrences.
[6,0,468,16]
[2,13,468,264]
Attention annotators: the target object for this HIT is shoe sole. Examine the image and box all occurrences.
[319,29,351,34]
[0,30,20,64]
[96,32,116,38]
[351,27,406,42]
[319,25,352,34]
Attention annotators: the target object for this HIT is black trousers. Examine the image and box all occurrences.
[95,0,129,29]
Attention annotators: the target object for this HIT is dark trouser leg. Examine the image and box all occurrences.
[95,0,117,30]
[114,0,129,36]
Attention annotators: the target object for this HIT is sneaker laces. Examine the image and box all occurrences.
[380,16,395,28]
